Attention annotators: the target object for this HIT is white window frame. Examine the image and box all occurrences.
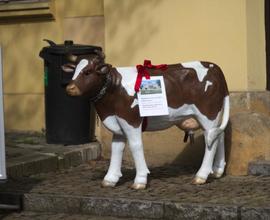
[0,46,6,181]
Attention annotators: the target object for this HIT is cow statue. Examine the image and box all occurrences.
[62,51,229,189]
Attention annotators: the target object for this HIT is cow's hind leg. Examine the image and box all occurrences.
[192,132,218,185]
[212,131,226,178]
[102,134,126,187]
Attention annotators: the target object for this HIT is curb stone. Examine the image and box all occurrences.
[164,202,239,220]
[23,193,270,219]
[23,194,164,219]
[240,206,270,220]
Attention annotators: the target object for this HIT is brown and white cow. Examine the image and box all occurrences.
[62,52,230,189]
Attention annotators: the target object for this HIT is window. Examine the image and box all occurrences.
[0,0,55,22]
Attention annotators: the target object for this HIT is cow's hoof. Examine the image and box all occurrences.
[101,180,116,188]
[130,183,146,190]
[192,176,206,185]
[211,171,223,179]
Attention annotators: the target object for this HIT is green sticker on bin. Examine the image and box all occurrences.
[44,66,48,87]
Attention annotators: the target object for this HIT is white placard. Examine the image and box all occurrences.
[137,76,169,117]
[0,46,6,181]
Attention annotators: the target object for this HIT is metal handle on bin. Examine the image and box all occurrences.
[43,39,57,47]
[39,39,57,63]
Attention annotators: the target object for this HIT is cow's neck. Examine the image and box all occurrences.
[94,68,141,126]
[88,66,118,102]
[94,68,125,120]
[89,73,111,102]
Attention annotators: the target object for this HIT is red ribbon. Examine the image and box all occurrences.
[135,60,168,92]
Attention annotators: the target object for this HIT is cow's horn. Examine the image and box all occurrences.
[100,65,110,74]
[67,53,78,62]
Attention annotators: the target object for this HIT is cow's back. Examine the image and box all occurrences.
[148,61,229,121]
[115,61,228,121]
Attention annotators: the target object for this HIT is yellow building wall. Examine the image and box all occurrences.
[104,0,260,91]
[1,1,64,131]
[246,0,266,90]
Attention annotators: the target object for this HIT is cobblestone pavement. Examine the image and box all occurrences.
[0,160,270,219]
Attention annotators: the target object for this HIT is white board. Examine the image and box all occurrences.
[0,46,6,181]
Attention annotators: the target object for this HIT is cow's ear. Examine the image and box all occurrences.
[61,63,75,73]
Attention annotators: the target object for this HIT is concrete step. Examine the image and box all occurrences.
[7,142,101,178]
[1,161,270,220]
[248,160,270,176]
[5,132,101,178]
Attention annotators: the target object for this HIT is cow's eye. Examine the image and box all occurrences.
[84,70,91,76]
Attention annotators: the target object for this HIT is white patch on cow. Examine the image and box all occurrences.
[102,116,123,135]
[182,61,208,82]
[204,80,213,92]
[103,133,126,183]
[116,67,137,96]
[116,116,150,184]
[72,59,88,80]
[131,98,138,108]
[145,103,220,132]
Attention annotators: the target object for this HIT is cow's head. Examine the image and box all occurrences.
[62,50,111,99]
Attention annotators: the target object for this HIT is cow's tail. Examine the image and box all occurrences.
[206,95,230,147]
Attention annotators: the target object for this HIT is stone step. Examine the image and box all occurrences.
[248,160,270,176]
[5,132,101,179]
[7,142,101,178]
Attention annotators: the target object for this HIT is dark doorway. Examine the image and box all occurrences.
[266,0,270,90]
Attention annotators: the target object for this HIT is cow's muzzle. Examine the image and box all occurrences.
[66,83,82,96]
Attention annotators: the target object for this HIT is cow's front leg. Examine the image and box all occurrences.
[117,118,150,190]
[102,134,126,187]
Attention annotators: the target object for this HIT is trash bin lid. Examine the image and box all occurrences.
[41,39,102,55]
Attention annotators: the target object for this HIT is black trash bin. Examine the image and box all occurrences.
[39,40,101,145]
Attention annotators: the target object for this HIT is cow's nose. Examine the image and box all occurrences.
[66,83,81,96]
[67,84,76,91]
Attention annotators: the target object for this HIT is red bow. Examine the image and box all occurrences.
[135,60,168,92]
